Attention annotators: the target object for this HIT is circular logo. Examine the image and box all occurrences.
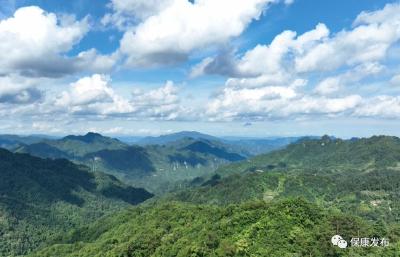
[337,239,348,249]
[331,235,343,246]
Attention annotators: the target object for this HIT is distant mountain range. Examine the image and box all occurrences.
[136,131,220,145]
[12,132,252,193]
[0,134,57,150]
[135,131,305,156]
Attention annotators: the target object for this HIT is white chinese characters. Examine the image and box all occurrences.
[350,237,389,248]
[332,235,389,249]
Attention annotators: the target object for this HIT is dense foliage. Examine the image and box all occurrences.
[0,149,152,256]
[216,135,400,177]
[29,199,399,257]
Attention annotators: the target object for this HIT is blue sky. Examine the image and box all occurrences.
[0,0,400,138]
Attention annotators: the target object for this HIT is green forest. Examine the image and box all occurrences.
[1,134,399,256]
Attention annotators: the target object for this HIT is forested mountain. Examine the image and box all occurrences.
[4,134,400,256]
[0,149,153,256]
[172,136,400,207]
[14,132,247,194]
[22,135,400,256]
[215,135,400,177]
[28,199,398,257]
[15,132,127,159]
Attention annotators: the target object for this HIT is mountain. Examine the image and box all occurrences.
[0,134,55,150]
[136,131,306,157]
[214,135,400,177]
[14,133,152,174]
[182,140,245,162]
[0,149,153,256]
[223,136,305,156]
[136,131,220,145]
[14,133,247,194]
[169,136,400,227]
[137,131,306,156]
[29,199,397,257]
[11,135,400,256]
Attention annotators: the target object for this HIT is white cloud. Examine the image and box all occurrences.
[55,74,133,115]
[102,0,175,29]
[315,77,342,95]
[131,81,193,120]
[189,57,214,78]
[132,81,178,105]
[354,96,400,118]
[207,85,362,121]
[192,23,329,84]
[118,0,281,67]
[237,30,296,77]
[0,6,116,77]
[76,49,119,74]
[391,74,400,86]
[50,75,191,120]
[190,3,400,122]
[0,75,43,104]
[315,62,384,95]
[193,2,399,91]
[0,6,88,76]
[295,3,400,72]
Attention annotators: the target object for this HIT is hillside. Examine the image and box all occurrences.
[215,135,400,177]
[167,136,400,236]
[28,199,398,257]
[0,149,153,256]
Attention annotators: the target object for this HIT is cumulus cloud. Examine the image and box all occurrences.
[190,3,400,121]
[295,3,400,72]
[118,0,281,67]
[192,23,329,82]
[55,74,134,115]
[0,75,43,104]
[194,2,400,81]
[0,6,116,77]
[206,85,362,121]
[315,62,384,95]
[51,74,191,120]
[131,81,190,120]
[102,0,175,29]
[354,96,400,118]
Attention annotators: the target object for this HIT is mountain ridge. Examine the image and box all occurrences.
[0,148,153,256]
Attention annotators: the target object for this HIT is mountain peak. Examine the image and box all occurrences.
[84,132,103,139]
[62,132,108,143]
[137,131,218,145]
